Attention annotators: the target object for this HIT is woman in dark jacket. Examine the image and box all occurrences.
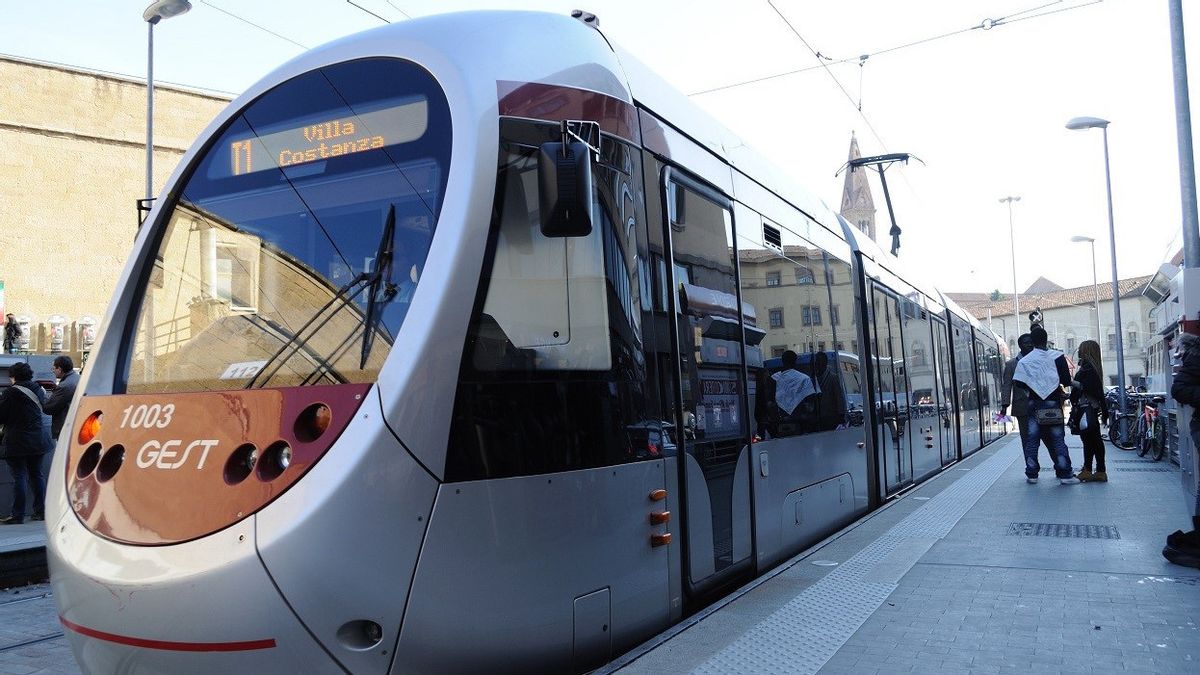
[0,362,48,523]
[1071,340,1109,482]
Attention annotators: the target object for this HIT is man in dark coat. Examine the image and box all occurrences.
[0,362,47,523]
[42,355,79,441]
[1000,334,1034,442]
[1165,333,1200,566]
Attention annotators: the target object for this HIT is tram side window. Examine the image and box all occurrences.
[446,119,650,481]
[737,217,854,437]
[669,180,746,448]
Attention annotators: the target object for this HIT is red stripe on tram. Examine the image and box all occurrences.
[60,616,277,652]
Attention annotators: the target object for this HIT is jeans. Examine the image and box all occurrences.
[1023,400,1074,479]
[6,455,45,521]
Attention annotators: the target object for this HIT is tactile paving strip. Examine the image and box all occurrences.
[1112,467,1173,472]
[692,446,1018,674]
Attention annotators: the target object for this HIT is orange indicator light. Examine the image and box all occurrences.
[78,412,102,445]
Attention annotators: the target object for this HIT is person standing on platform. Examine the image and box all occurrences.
[42,355,79,442]
[1165,333,1200,567]
[1070,340,1109,482]
[3,314,20,354]
[1000,333,1034,441]
[0,362,48,523]
[1013,326,1079,485]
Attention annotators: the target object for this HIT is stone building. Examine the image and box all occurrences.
[0,55,230,357]
[945,277,1156,387]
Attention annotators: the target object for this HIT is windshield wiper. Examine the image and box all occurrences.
[244,271,373,389]
[360,204,398,368]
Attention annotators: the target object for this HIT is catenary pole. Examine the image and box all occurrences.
[1170,0,1200,268]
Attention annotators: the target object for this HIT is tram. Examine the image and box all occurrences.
[48,10,1006,673]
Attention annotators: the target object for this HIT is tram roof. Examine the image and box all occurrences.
[610,43,845,239]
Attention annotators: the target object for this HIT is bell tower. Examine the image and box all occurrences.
[839,132,876,241]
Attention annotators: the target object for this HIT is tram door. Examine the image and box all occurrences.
[871,286,913,495]
[903,298,942,481]
[664,173,753,593]
[931,317,958,464]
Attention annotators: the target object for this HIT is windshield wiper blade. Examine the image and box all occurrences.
[361,203,397,369]
[244,271,373,389]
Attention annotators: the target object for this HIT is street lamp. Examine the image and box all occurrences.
[1067,115,1127,442]
[1069,235,1103,344]
[143,0,192,202]
[999,195,1022,340]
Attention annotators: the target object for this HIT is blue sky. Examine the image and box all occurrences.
[6,0,1199,294]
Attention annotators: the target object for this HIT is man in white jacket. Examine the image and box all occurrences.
[1012,327,1079,485]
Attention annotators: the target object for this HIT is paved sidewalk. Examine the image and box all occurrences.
[614,434,1200,674]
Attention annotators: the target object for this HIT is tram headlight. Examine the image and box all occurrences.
[256,441,292,482]
[294,403,332,442]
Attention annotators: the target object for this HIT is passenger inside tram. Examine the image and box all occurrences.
[813,351,846,431]
[768,350,819,437]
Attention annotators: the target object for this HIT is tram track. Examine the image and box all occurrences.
[0,631,65,653]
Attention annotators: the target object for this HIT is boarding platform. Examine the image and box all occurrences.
[606,434,1200,674]
[0,519,47,589]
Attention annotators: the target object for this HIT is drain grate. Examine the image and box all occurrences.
[1112,467,1172,472]
[1008,522,1120,539]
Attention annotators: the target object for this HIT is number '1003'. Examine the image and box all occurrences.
[119,403,176,429]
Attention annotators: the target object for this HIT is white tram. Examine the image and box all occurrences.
[48,11,1006,673]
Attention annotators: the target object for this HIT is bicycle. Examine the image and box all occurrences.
[1136,394,1168,461]
[1105,390,1140,450]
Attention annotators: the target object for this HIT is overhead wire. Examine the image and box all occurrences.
[199,1,309,50]
[385,1,412,19]
[690,1,1104,98]
[346,0,391,24]
[765,1,892,155]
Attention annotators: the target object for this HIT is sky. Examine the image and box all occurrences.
[5,0,1199,294]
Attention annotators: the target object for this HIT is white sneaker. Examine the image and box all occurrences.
[1060,476,1081,485]
[1026,477,1038,484]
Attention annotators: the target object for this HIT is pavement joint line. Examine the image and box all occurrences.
[689,441,1019,674]
[911,560,1200,580]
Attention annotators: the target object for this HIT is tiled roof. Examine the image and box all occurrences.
[945,275,1153,321]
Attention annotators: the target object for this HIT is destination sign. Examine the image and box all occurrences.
[223,99,428,177]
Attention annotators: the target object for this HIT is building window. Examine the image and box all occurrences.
[1107,333,1116,350]
[771,345,786,357]
[836,342,844,351]
[1066,337,1076,352]
[1109,375,1119,386]
[851,339,858,352]
[831,305,840,326]
[794,266,814,284]
[769,308,784,328]
[1128,330,1138,348]
[1150,321,1157,333]
[766,271,781,287]
[802,305,822,326]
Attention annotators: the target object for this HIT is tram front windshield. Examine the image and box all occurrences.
[123,58,451,393]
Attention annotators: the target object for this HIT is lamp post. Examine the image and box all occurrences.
[999,196,1021,340]
[1067,116,1127,442]
[143,0,192,202]
[1070,235,1102,344]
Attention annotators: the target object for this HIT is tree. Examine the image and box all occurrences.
[989,289,1002,301]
